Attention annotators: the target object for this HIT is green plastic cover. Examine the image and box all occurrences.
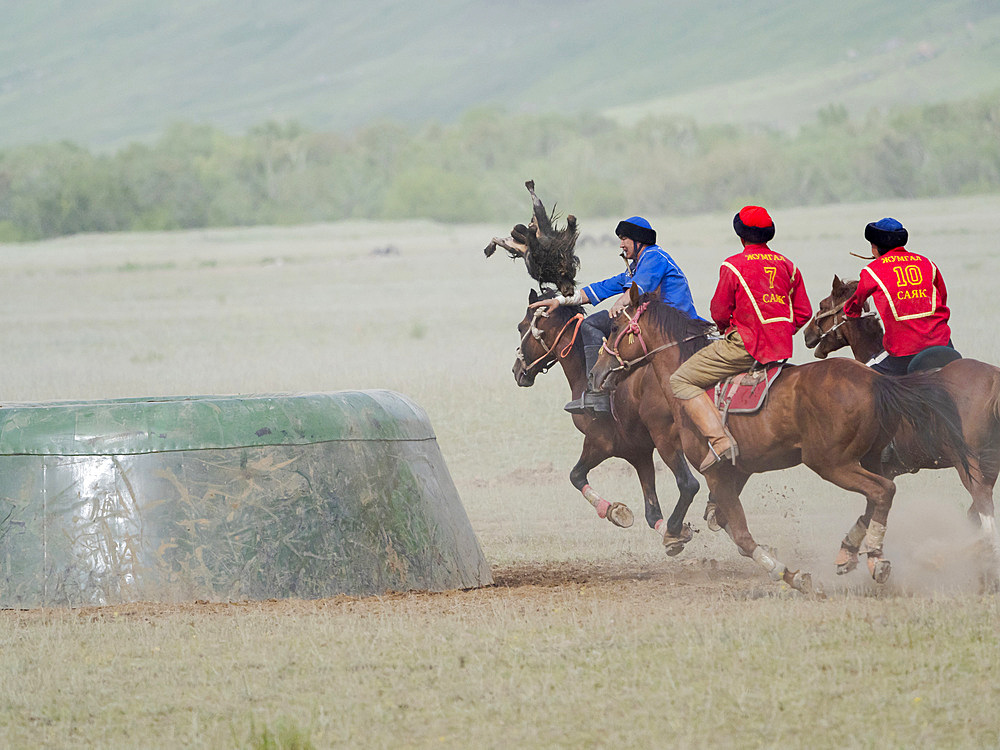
[0,391,492,607]
[0,390,436,455]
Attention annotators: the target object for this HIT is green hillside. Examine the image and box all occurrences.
[2,0,999,148]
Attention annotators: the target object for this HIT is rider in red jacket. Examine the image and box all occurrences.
[844,217,956,375]
[670,206,812,471]
[710,229,813,363]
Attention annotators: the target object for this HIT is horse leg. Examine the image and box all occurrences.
[834,458,875,576]
[955,455,1000,577]
[618,450,689,554]
[810,460,896,583]
[708,470,813,593]
[655,448,699,555]
[704,494,723,532]
[835,509,871,575]
[570,434,634,528]
[672,411,720,531]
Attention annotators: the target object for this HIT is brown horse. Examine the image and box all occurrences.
[803,275,1000,562]
[590,286,971,591]
[513,289,701,553]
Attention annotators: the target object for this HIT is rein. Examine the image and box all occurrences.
[516,308,584,373]
[601,301,711,373]
[809,300,877,344]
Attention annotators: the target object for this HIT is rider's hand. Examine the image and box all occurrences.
[609,294,629,318]
[528,298,559,315]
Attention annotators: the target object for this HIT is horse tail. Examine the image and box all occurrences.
[990,367,1000,427]
[872,372,971,474]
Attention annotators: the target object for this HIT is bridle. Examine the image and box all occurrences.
[600,301,713,373]
[808,299,877,345]
[516,308,584,374]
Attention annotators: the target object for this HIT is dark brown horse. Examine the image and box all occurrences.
[804,275,1000,563]
[591,286,971,590]
[513,289,700,553]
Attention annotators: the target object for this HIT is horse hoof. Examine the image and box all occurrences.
[835,547,859,575]
[607,502,634,528]
[790,570,813,594]
[662,522,694,556]
[868,557,892,584]
[704,502,722,532]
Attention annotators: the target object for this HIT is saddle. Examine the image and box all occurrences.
[710,363,786,416]
[907,345,962,373]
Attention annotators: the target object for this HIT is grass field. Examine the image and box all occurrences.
[2,195,1000,747]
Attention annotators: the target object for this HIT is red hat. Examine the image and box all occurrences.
[733,206,775,243]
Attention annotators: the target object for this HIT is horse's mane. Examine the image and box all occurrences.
[829,277,881,336]
[832,278,859,304]
[637,294,714,360]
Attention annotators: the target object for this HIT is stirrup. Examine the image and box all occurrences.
[699,429,738,472]
[564,390,611,415]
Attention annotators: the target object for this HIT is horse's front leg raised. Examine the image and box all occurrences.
[707,468,813,593]
[570,433,634,528]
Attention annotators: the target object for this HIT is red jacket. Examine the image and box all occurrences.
[710,244,812,363]
[844,247,951,356]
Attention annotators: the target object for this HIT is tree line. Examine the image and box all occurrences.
[1,93,999,241]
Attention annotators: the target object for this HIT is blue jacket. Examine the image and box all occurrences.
[583,244,701,320]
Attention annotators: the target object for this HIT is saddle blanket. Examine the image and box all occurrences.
[710,364,785,414]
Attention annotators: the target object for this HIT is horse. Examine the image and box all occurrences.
[513,288,701,554]
[803,275,1000,562]
[590,285,971,591]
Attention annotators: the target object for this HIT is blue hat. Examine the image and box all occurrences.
[615,216,656,246]
[865,217,908,249]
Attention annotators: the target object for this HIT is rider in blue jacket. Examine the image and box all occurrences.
[531,216,700,414]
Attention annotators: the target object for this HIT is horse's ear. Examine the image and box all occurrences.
[528,288,539,304]
[629,282,640,306]
[832,274,843,291]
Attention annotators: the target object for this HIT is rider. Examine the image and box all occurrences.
[843,217,957,375]
[530,216,700,415]
[669,206,812,472]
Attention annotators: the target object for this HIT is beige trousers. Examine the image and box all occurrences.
[669,330,758,400]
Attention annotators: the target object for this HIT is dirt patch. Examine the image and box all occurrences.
[1,556,771,623]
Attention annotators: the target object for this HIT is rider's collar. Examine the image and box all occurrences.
[623,243,652,274]
[877,246,907,257]
[635,244,652,261]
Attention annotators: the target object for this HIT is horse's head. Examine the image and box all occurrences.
[803,275,859,359]
[591,284,711,392]
[512,288,584,387]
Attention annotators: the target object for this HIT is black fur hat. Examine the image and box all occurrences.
[865,217,908,250]
[733,206,775,244]
[615,216,656,246]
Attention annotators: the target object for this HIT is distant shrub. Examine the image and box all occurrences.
[1,92,999,239]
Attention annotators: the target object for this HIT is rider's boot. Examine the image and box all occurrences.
[564,345,611,415]
[681,391,738,472]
